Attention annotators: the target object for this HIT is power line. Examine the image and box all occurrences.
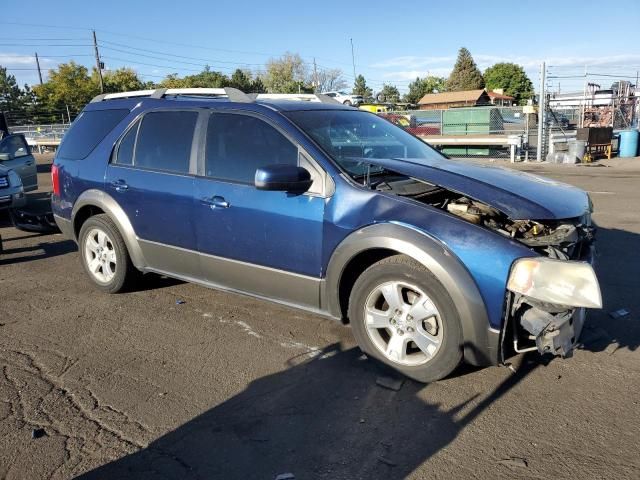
[99,40,265,66]
[0,43,92,47]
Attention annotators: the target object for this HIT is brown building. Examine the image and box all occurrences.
[418,89,491,110]
[487,89,515,106]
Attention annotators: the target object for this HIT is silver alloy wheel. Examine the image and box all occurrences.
[363,280,443,366]
[83,227,117,283]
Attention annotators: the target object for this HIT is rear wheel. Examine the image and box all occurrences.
[343,100,352,106]
[348,255,462,382]
[78,214,137,293]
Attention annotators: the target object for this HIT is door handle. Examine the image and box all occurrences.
[202,195,229,209]
[111,179,129,192]
[25,161,34,166]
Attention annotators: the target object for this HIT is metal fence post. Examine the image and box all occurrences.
[536,62,546,161]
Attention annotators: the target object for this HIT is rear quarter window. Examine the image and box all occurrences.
[57,109,129,160]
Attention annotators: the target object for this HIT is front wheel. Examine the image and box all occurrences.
[343,100,352,106]
[348,255,463,382]
[78,214,137,293]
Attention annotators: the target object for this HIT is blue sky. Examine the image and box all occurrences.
[2,0,639,93]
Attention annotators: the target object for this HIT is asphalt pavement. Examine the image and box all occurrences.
[1,154,639,479]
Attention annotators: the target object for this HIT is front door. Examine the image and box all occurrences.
[193,111,326,309]
[105,109,200,277]
[0,134,38,191]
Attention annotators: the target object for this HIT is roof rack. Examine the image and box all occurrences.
[90,88,341,105]
[253,93,340,104]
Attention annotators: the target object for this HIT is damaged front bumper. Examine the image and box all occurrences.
[517,304,586,357]
[505,245,600,359]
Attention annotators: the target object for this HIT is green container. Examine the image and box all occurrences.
[442,146,490,156]
[442,108,504,135]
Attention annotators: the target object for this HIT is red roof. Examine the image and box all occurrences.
[487,91,514,100]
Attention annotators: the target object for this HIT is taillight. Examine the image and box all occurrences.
[51,164,60,196]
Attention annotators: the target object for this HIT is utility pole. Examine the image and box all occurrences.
[34,52,43,85]
[350,38,356,80]
[92,30,104,93]
[536,61,546,161]
[313,58,318,93]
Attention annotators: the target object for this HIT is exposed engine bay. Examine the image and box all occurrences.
[373,174,596,361]
[373,176,595,261]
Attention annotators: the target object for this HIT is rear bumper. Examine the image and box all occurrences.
[54,213,75,241]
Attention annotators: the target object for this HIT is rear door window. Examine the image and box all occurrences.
[205,113,297,183]
[58,109,129,160]
[115,121,138,166]
[0,135,29,157]
[134,111,197,174]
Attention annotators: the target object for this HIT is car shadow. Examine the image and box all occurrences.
[579,226,640,354]
[0,235,76,265]
[37,161,52,174]
[77,343,541,479]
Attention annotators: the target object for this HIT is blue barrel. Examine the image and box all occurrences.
[619,130,639,158]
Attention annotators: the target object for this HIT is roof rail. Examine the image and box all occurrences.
[90,88,341,105]
[254,93,341,104]
[90,87,252,103]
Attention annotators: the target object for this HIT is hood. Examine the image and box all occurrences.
[361,157,590,220]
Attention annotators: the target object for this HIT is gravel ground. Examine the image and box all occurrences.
[0,155,639,479]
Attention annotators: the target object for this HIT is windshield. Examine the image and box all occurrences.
[286,110,443,177]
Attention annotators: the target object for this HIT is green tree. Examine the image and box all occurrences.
[100,67,144,93]
[483,62,534,105]
[250,76,266,93]
[352,74,372,98]
[378,83,400,103]
[404,76,446,104]
[158,73,189,88]
[33,61,100,115]
[263,52,310,93]
[229,69,253,91]
[446,47,484,91]
[184,66,229,88]
[0,66,25,112]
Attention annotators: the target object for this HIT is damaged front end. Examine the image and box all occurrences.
[504,252,601,359]
[372,175,601,359]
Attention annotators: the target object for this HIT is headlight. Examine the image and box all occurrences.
[507,257,602,309]
[8,170,22,188]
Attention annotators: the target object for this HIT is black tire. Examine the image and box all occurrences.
[348,255,463,382]
[78,214,138,293]
[343,100,352,106]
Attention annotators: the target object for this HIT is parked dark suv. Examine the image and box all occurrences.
[52,88,601,382]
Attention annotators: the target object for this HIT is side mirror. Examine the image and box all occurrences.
[255,164,313,193]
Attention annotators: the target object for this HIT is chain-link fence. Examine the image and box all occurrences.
[8,123,70,138]
[378,106,530,159]
[543,64,639,161]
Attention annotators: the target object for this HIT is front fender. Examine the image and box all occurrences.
[324,222,499,366]
[71,189,147,269]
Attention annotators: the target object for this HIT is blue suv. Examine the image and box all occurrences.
[52,88,601,382]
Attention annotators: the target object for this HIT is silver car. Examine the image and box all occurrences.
[0,134,38,191]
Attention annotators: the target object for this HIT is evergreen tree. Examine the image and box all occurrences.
[404,76,446,104]
[378,84,400,103]
[446,47,484,91]
[352,74,372,99]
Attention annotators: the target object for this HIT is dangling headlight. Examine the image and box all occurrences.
[507,257,602,309]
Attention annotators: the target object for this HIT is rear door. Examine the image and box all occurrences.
[0,134,38,191]
[105,109,202,277]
